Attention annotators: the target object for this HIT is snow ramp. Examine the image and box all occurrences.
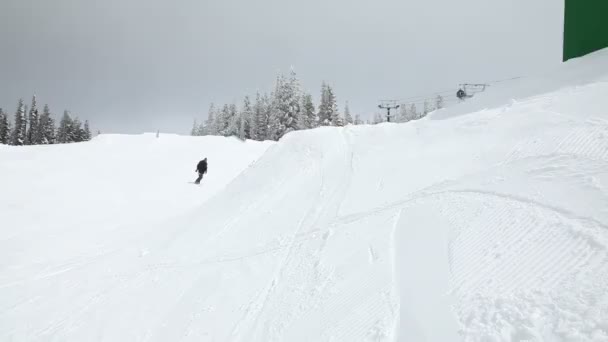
[3,51,608,341]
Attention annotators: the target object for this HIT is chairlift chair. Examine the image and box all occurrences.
[457,83,488,100]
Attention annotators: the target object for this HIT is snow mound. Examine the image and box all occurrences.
[2,51,608,341]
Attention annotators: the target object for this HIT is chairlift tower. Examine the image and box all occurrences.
[378,100,400,122]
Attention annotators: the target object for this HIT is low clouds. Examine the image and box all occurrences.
[0,0,563,134]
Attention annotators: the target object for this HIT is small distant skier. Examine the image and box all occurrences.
[194,158,207,184]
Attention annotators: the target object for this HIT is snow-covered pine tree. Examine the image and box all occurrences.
[26,95,39,145]
[248,95,257,140]
[435,95,444,110]
[33,106,44,144]
[268,71,300,140]
[354,114,362,125]
[409,104,418,120]
[262,93,272,139]
[343,101,353,125]
[23,104,28,142]
[196,122,205,136]
[284,68,302,134]
[10,99,27,145]
[236,114,246,140]
[373,112,384,124]
[267,73,291,140]
[212,105,222,136]
[267,89,281,141]
[190,119,199,136]
[300,93,316,129]
[234,110,246,140]
[70,117,84,142]
[326,85,341,126]
[215,104,230,136]
[317,82,330,126]
[36,104,55,144]
[225,104,239,137]
[252,92,269,140]
[83,120,92,141]
[423,100,433,117]
[56,110,73,143]
[204,104,216,136]
[0,108,9,144]
[334,114,345,127]
[252,93,262,140]
[315,83,340,126]
[7,120,13,141]
[396,105,406,123]
[240,96,253,140]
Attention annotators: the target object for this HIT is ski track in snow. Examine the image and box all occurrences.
[235,129,363,341]
[2,51,608,341]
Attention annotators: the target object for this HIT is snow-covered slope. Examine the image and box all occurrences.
[2,50,608,341]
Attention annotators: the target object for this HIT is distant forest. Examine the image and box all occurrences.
[0,96,92,145]
[191,69,444,141]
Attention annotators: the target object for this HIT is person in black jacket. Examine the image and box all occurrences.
[195,158,207,184]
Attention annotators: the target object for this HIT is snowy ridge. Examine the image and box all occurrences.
[2,50,608,341]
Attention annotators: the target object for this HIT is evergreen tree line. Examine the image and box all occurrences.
[0,95,92,145]
[191,70,364,141]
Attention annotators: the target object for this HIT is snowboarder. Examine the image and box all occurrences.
[194,158,207,184]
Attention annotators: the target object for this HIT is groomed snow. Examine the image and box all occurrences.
[2,49,608,341]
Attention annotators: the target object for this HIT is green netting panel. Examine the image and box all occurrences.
[563,0,608,61]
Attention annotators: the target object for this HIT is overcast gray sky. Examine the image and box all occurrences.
[1,0,563,134]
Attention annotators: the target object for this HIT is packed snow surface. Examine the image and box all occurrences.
[2,50,608,341]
